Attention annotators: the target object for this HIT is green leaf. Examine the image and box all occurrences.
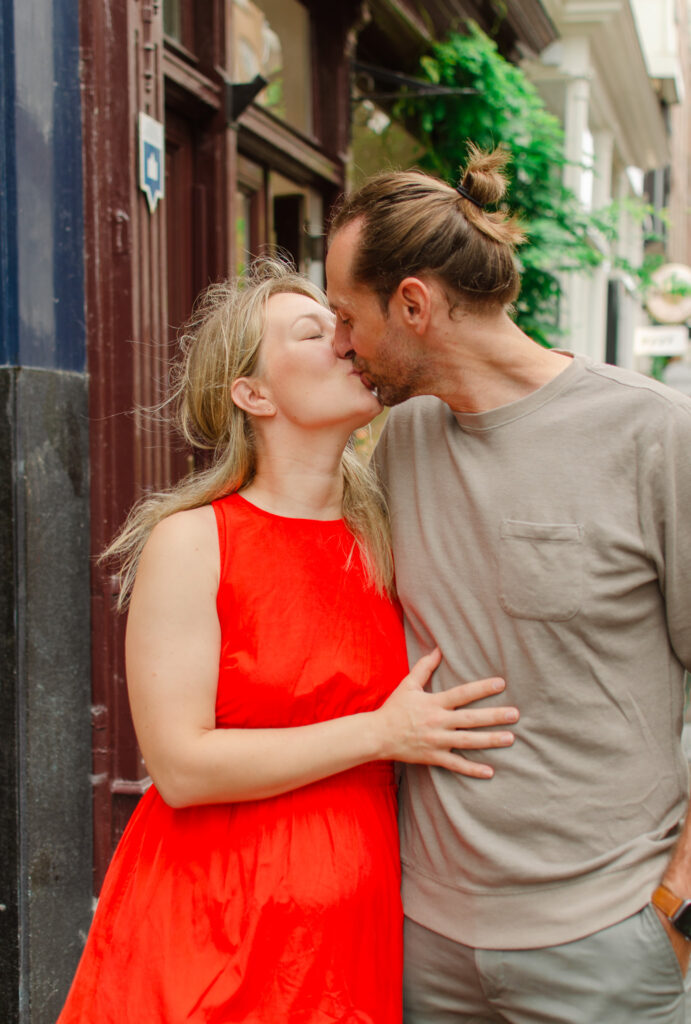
[381,20,654,344]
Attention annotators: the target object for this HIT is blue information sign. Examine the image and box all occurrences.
[139,112,165,214]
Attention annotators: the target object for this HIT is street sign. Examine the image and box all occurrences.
[633,324,689,356]
[138,112,165,214]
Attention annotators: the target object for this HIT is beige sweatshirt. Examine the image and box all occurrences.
[374,353,691,949]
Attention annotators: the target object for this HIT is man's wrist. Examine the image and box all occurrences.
[652,883,691,941]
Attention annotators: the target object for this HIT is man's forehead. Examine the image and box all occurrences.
[329,219,362,260]
[326,219,362,278]
[327,282,364,313]
[325,271,353,311]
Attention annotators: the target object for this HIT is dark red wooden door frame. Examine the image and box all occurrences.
[83,0,353,892]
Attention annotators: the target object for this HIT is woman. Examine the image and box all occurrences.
[57,260,517,1023]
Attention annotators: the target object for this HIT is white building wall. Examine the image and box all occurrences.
[526,0,675,365]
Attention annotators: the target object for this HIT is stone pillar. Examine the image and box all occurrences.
[560,36,592,199]
[0,1,93,1020]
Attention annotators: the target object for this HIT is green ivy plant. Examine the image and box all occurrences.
[393,22,623,346]
[595,197,670,297]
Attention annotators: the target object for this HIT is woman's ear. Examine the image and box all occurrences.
[230,377,276,418]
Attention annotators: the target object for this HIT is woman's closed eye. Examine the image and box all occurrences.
[295,316,332,341]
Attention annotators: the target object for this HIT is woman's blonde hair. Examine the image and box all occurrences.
[329,144,525,312]
[103,258,393,609]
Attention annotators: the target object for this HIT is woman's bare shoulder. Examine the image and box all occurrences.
[141,504,219,575]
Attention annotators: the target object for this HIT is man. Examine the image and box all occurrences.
[325,149,691,1023]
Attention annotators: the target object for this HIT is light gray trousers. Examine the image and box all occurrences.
[404,906,690,1023]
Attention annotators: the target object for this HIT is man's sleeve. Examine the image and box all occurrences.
[638,399,691,670]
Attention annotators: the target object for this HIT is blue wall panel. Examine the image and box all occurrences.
[51,0,86,373]
[4,0,84,371]
[0,0,18,366]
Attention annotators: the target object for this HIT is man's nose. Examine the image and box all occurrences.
[333,321,354,359]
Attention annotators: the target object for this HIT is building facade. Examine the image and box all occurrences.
[526,0,689,366]
[1,0,91,1019]
[3,1,362,1019]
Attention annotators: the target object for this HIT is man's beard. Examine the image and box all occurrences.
[354,330,426,407]
[370,375,421,407]
[356,358,425,408]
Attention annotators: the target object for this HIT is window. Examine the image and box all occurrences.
[163,0,195,54]
[270,171,323,284]
[233,0,312,135]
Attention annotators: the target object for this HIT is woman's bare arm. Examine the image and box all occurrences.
[125,507,518,808]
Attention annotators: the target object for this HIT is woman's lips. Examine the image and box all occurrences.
[362,374,381,402]
[351,366,381,403]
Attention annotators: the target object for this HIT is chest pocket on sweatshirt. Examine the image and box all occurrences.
[499,520,583,621]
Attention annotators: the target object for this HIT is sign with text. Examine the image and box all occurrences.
[633,324,689,356]
[138,112,165,214]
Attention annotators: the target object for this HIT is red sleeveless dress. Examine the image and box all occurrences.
[57,493,408,1023]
